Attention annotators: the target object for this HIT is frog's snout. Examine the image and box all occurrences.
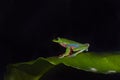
[52,39,57,42]
[52,37,60,42]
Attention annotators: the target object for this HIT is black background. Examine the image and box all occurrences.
[1,0,120,79]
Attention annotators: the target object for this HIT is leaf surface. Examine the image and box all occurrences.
[5,52,120,80]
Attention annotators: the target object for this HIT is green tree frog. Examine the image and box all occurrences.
[53,37,90,58]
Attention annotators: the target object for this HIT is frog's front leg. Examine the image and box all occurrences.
[59,47,71,58]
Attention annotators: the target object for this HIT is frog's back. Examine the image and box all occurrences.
[67,43,80,48]
[60,38,83,47]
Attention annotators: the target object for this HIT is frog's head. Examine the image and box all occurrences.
[52,37,63,43]
[53,37,69,47]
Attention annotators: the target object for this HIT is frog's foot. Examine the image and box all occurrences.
[59,55,64,58]
[58,54,66,58]
[68,54,77,57]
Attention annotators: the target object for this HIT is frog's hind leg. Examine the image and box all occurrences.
[69,49,85,57]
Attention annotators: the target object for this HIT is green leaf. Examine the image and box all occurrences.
[5,58,54,80]
[5,52,120,80]
[46,52,120,73]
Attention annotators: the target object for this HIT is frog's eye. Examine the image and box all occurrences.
[53,37,61,42]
